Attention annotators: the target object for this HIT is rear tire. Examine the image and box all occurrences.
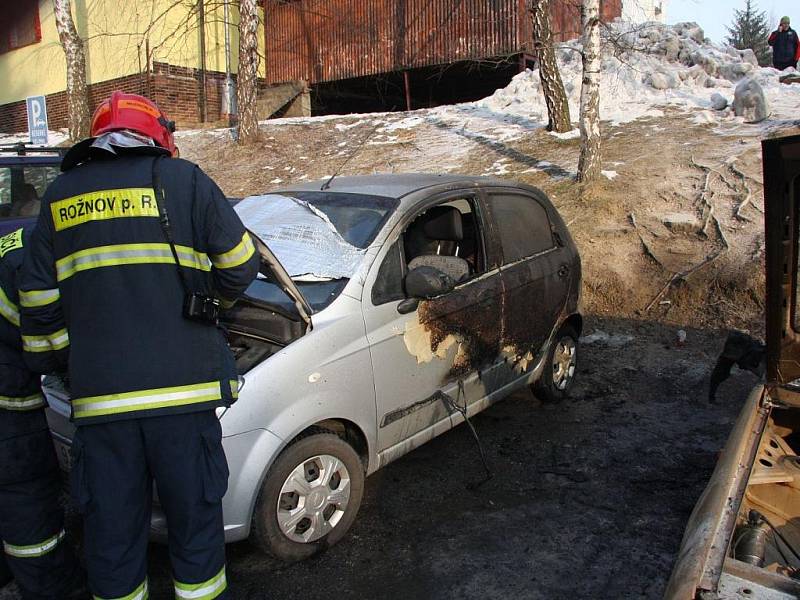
[532,324,578,404]
[252,432,365,562]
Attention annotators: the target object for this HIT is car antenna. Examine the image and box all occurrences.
[321,120,383,191]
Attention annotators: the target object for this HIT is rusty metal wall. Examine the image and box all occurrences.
[264,0,621,85]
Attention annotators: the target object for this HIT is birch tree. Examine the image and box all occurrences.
[577,0,601,183]
[54,0,90,141]
[527,0,571,133]
[237,0,260,144]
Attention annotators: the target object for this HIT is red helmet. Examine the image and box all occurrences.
[90,91,177,155]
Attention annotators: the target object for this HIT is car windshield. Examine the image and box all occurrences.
[0,162,61,220]
[234,191,397,281]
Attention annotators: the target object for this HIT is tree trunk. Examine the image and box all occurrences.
[53,0,90,142]
[577,0,601,183]
[528,0,571,133]
[237,0,260,145]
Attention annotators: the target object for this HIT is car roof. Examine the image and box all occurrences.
[0,144,65,166]
[278,173,514,199]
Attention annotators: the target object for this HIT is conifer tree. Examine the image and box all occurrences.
[725,0,771,66]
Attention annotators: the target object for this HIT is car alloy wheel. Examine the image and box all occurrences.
[552,336,577,391]
[532,324,579,404]
[277,454,352,543]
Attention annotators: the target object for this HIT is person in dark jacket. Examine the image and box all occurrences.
[768,16,800,71]
[0,226,85,600]
[20,92,259,600]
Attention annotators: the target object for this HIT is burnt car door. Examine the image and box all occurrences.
[362,190,505,460]
[483,189,573,379]
[664,134,800,599]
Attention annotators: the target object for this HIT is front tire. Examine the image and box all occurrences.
[252,432,365,562]
[532,324,578,404]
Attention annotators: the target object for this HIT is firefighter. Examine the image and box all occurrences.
[0,226,85,599]
[20,92,259,600]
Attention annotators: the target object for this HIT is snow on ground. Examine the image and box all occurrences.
[5,20,797,186]
[0,129,69,147]
[474,20,798,133]
[168,20,799,182]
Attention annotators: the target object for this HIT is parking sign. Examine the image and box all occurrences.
[26,96,48,145]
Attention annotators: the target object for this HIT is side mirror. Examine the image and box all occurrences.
[405,266,456,300]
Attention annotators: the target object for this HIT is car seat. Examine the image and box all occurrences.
[405,206,470,283]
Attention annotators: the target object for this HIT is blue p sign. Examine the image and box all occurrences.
[26,96,48,145]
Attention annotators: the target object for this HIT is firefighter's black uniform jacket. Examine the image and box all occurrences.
[0,227,43,411]
[0,226,83,599]
[20,146,259,425]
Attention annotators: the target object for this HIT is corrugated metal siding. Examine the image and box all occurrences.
[264,0,621,85]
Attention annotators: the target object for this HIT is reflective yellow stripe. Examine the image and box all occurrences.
[4,530,65,558]
[22,328,69,353]
[72,381,223,420]
[50,188,158,231]
[0,393,45,411]
[0,228,23,258]
[229,379,239,399]
[56,243,211,282]
[211,232,255,270]
[174,566,227,600]
[93,579,148,600]
[19,288,60,308]
[0,285,19,327]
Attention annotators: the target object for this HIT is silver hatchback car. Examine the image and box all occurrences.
[47,174,582,561]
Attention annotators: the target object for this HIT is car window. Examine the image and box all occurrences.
[371,196,486,306]
[403,197,486,275]
[486,193,554,264]
[371,240,405,305]
[0,164,60,219]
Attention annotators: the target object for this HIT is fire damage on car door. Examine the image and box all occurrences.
[363,185,580,467]
[363,191,505,464]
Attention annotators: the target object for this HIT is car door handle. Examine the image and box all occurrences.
[558,265,570,278]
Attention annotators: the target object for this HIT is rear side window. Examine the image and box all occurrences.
[486,194,554,263]
[0,164,60,220]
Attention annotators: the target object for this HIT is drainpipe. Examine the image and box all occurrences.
[198,0,207,122]
[222,0,237,118]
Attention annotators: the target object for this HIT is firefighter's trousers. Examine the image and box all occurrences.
[72,410,229,600]
[0,409,83,600]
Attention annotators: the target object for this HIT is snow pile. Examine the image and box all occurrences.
[0,129,69,147]
[475,20,799,127]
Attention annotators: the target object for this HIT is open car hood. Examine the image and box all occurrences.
[247,230,313,329]
[764,133,800,406]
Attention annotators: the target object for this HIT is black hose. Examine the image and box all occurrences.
[440,381,493,489]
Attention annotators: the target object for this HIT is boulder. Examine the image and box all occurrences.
[733,77,770,123]
[649,72,678,90]
[720,62,754,82]
[724,45,740,58]
[705,76,723,88]
[710,93,729,110]
[685,64,707,80]
[739,48,759,67]
[660,36,681,62]
[674,22,705,44]
[691,51,719,77]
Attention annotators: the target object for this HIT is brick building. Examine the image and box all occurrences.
[0,0,259,134]
[0,0,622,133]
